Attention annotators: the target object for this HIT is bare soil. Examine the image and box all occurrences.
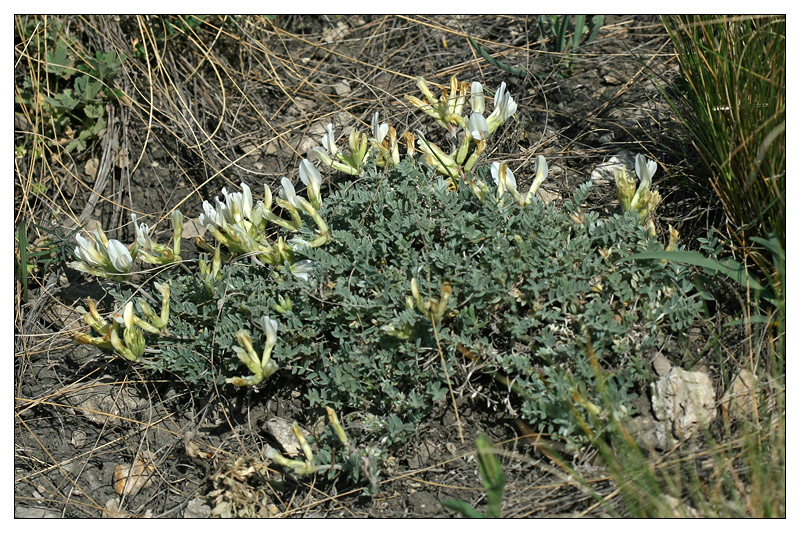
[15,15,735,518]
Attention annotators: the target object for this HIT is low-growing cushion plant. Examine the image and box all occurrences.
[70,76,703,485]
[106,156,700,445]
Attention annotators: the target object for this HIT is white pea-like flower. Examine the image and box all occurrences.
[631,154,659,211]
[72,225,135,278]
[280,177,301,208]
[371,111,389,143]
[494,81,518,120]
[289,259,315,281]
[106,239,133,272]
[237,182,254,221]
[259,315,278,348]
[130,213,153,251]
[299,159,322,209]
[299,159,321,189]
[491,161,518,198]
[470,81,485,114]
[74,232,107,268]
[321,123,337,154]
[634,154,658,192]
[199,200,224,230]
[122,300,136,329]
[486,81,518,134]
[523,155,549,205]
[288,237,313,250]
[468,112,490,141]
[74,230,132,273]
[219,183,253,224]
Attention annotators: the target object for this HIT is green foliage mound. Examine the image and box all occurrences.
[136,158,701,448]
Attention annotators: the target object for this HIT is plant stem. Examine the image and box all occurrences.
[431,318,464,444]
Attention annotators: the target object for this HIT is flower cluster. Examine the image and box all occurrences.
[226,315,280,387]
[71,210,184,279]
[70,159,330,373]
[410,278,452,325]
[407,76,518,178]
[74,282,170,362]
[68,70,680,409]
[615,154,662,222]
[489,156,549,206]
[71,227,133,279]
[369,111,400,168]
[311,112,400,176]
[406,75,469,133]
[132,210,184,265]
[193,159,329,279]
[310,76,519,182]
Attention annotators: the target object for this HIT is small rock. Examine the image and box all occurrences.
[652,353,672,377]
[372,72,393,92]
[113,451,156,496]
[102,498,126,518]
[293,98,315,113]
[408,440,436,470]
[332,81,351,96]
[537,187,560,205]
[590,150,635,183]
[239,142,262,156]
[15,506,61,518]
[264,141,279,155]
[660,494,701,518]
[627,413,673,451]
[631,391,652,416]
[184,497,212,518]
[651,366,716,440]
[322,21,350,43]
[334,111,353,129]
[721,369,759,421]
[598,132,615,144]
[297,136,320,157]
[71,429,88,448]
[84,157,99,177]
[307,121,328,137]
[264,417,301,457]
[181,218,207,241]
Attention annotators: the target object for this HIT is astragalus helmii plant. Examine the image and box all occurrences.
[69,75,702,487]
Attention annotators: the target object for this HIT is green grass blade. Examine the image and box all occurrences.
[723,315,771,328]
[662,15,785,271]
[572,15,586,49]
[750,235,784,264]
[442,499,485,518]
[587,15,605,43]
[618,250,766,294]
[475,434,505,518]
[468,36,526,77]
[556,15,568,52]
